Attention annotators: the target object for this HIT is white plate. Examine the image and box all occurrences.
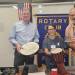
[51,48,62,54]
[19,42,39,55]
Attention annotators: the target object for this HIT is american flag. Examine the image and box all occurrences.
[18,2,32,20]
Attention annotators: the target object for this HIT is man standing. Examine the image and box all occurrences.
[9,8,39,75]
[65,7,75,66]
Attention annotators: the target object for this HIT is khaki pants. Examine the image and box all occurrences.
[71,55,75,66]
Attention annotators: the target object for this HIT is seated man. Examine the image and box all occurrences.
[43,25,69,75]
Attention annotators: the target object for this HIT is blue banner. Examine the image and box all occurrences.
[36,14,68,49]
[36,14,69,65]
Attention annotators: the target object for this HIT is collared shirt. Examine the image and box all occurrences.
[43,36,67,50]
[9,21,39,46]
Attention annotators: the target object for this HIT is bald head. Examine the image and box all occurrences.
[69,7,75,15]
[69,7,75,25]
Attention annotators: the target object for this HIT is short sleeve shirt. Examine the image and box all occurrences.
[43,36,67,51]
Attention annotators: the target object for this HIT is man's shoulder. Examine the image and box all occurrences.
[16,20,23,24]
[29,22,37,27]
[29,22,34,25]
[66,24,71,30]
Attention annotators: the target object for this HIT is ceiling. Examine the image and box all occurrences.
[0,0,75,4]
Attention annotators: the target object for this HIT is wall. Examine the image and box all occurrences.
[0,6,18,67]
[32,3,73,14]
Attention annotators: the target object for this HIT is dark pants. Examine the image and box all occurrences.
[14,49,34,75]
[45,55,57,70]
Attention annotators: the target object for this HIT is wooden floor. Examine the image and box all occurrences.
[29,72,45,75]
[29,66,74,75]
[66,66,75,75]
[0,66,75,75]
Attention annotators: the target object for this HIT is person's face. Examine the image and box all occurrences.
[48,29,56,36]
[22,9,30,23]
[69,8,75,25]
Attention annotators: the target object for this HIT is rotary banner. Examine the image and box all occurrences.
[36,14,69,65]
[36,14,68,49]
